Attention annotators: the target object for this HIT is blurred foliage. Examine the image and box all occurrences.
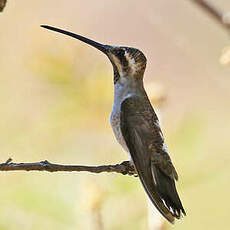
[0,0,7,12]
[0,0,230,229]
[0,49,229,229]
[220,46,230,65]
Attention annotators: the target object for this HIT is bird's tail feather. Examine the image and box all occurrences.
[151,164,186,218]
[135,163,176,223]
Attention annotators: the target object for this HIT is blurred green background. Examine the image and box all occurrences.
[0,0,230,229]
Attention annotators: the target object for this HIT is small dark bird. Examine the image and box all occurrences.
[41,25,186,223]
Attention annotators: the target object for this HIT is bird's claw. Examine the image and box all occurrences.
[121,161,138,177]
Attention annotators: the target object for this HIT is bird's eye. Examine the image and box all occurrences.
[115,49,125,58]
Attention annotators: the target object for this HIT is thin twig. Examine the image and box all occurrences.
[0,158,137,176]
[191,0,230,31]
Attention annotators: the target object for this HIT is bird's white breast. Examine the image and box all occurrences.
[110,80,132,153]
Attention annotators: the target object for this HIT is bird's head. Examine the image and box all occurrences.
[41,25,147,84]
[106,47,147,84]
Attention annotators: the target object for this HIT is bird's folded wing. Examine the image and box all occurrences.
[120,95,175,223]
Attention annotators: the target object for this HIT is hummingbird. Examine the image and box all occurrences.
[41,25,186,223]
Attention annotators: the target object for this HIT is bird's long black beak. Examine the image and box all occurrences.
[41,25,111,54]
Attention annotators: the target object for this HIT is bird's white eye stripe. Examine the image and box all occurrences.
[124,51,137,74]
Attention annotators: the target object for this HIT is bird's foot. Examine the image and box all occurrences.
[120,161,138,177]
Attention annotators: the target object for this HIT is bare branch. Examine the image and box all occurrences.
[191,0,230,32]
[0,158,137,176]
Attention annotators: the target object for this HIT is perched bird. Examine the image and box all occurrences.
[41,25,186,223]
